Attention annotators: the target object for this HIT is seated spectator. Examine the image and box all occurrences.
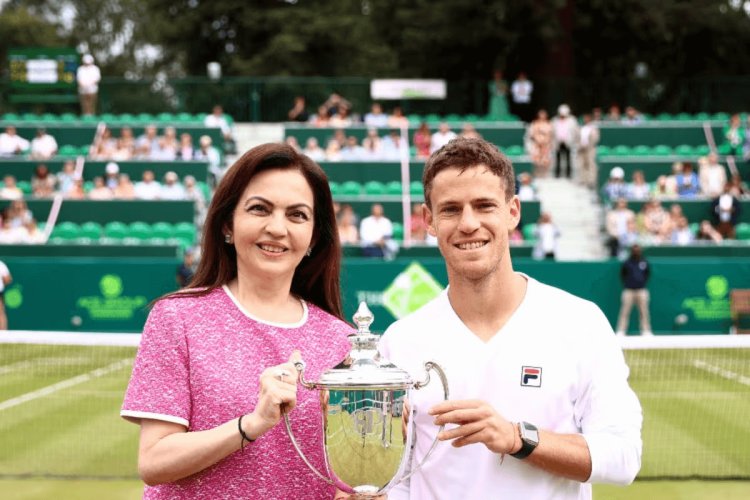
[133,170,161,200]
[284,136,301,153]
[460,123,482,140]
[88,176,114,200]
[0,214,28,244]
[711,183,742,238]
[639,199,670,243]
[204,105,236,154]
[605,104,621,122]
[340,136,366,161]
[67,178,86,199]
[413,122,432,159]
[321,92,352,118]
[90,126,117,160]
[0,126,30,156]
[337,204,359,244]
[663,203,685,237]
[23,218,45,244]
[430,122,457,153]
[626,170,651,200]
[409,203,428,242]
[31,164,56,198]
[160,171,187,200]
[666,161,682,194]
[723,113,744,157]
[302,137,326,162]
[364,103,389,128]
[324,140,343,162]
[516,172,536,201]
[29,128,58,160]
[698,153,727,198]
[6,199,33,228]
[533,212,560,260]
[675,162,700,198]
[622,106,642,125]
[650,174,677,199]
[113,173,136,200]
[178,133,195,160]
[329,105,353,128]
[1,175,24,200]
[380,130,403,160]
[362,128,383,158]
[153,126,179,160]
[309,106,330,127]
[387,105,409,129]
[183,175,207,225]
[671,216,694,245]
[728,174,748,198]
[696,220,723,243]
[194,135,224,184]
[117,127,136,155]
[330,129,347,149]
[112,135,135,161]
[601,166,628,204]
[605,198,636,257]
[618,219,642,258]
[360,203,394,258]
[287,96,309,123]
[135,124,160,159]
[104,162,120,189]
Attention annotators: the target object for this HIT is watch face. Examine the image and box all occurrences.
[521,422,539,444]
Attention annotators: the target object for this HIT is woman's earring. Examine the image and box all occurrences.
[225,234,232,244]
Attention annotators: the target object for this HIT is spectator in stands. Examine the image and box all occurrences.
[665,161,682,194]
[90,126,118,160]
[728,173,748,198]
[1,175,24,200]
[67,178,86,199]
[154,126,179,161]
[0,126,30,157]
[0,212,28,244]
[183,175,207,226]
[487,69,510,119]
[711,183,742,238]
[330,129,347,149]
[675,162,700,198]
[460,123,482,140]
[577,113,599,189]
[0,258,12,329]
[321,92,352,118]
[362,128,383,158]
[134,170,161,200]
[178,133,195,160]
[176,250,196,288]
[340,136,365,161]
[533,212,560,260]
[409,203,428,242]
[526,109,554,177]
[23,218,45,244]
[115,127,136,160]
[650,175,677,199]
[618,219,642,258]
[364,102,389,128]
[670,216,694,245]
[698,153,727,198]
[621,106,643,125]
[615,244,653,337]
[606,198,636,257]
[413,122,432,159]
[626,170,651,200]
[76,54,101,116]
[665,203,686,236]
[121,142,352,499]
[105,162,120,189]
[329,105,353,128]
[284,136,301,153]
[194,135,224,185]
[516,172,536,201]
[639,199,670,243]
[723,113,744,157]
[591,106,603,122]
[114,173,136,200]
[160,171,187,200]
[287,96,309,123]
[302,137,326,162]
[430,122,457,154]
[204,105,236,153]
[380,129,403,160]
[29,128,58,160]
[601,167,628,204]
[606,104,622,122]
[552,104,579,179]
[6,199,33,228]
[88,176,114,200]
[360,203,394,258]
[387,105,409,129]
[510,71,533,122]
[337,204,359,244]
[31,164,56,198]
[696,220,723,243]
[324,140,343,162]
[135,124,160,159]
[309,105,331,127]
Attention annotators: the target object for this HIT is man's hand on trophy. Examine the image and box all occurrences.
[429,399,517,455]
[250,351,302,436]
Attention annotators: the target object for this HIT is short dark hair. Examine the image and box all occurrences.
[164,143,344,320]
[422,137,516,207]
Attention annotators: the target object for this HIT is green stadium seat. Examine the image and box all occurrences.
[41,113,58,123]
[711,112,729,122]
[632,145,652,156]
[58,145,78,157]
[99,113,116,123]
[463,114,480,122]
[328,181,340,196]
[445,114,462,123]
[173,222,197,244]
[689,222,700,235]
[127,221,153,240]
[425,114,441,124]
[195,113,208,122]
[21,113,40,122]
[407,114,422,125]
[51,222,79,240]
[176,112,194,123]
[364,181,387,196]
[694,112,711,121]
[736,223,750,241]
[80,114,98,123]
[694,145,711,156]
[674,144,695,156]
[392,222,404,241]
[118,113,135,123]
[385,181,403,196]
[652,145,673,156]
[16,181,32,195]
[146,237,168,246]
[197,181,212,200]
[675,112,692,121]
[79,222,103,240]
[103,221,128,240]
[504,145,525,156]
[136,113,155,124]
[655,113,673,121]
[2,113,19,121]
[409,181,423,196]
[340,181,363,196]
[151,222,174,240]
[717,143,732,155]
[612,145,632,156]
[83,181,94,193]
[522,223,537,242]
[59,113,77,122]
[596,145,611,157]
[157,112,175,123]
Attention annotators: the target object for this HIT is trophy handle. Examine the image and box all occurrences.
[283,360,336,486]
[401,360,449,482]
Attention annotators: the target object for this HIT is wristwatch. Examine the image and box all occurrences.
[510,421,539,459]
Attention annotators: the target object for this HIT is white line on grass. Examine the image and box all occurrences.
[692,359,750,387]
[0,358,132,412]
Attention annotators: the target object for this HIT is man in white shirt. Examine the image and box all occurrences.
[359,203,394,258]
[430,122,457,154]
[510,72,534,122]
[203,105,235,153]
[364,103,389,128]
[30,128,59,160]
[133,170,162,200]
[0,126,30,156]
[698,153,727,198]
[379,137,642,499]
[76,54,101,116]
[159,171,187,200]
[552,104,580,179]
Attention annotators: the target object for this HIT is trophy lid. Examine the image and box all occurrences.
[315,302,413,390]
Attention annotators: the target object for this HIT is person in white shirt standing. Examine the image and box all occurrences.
[76,54,101,116]
[552,104,580,179]
[510,72,534,122]
[577,113,600,189]
[0,260,13,330]
[379,137,642,500]
[359,203,394,258]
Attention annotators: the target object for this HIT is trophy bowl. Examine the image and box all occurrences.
[284,302,449,497]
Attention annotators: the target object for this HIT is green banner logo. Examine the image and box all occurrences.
[76,274,147,321]
[681,275,731,321]
[4,286,23,309]
[381,262,444,319]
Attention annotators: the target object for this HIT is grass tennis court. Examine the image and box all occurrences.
[1,340,749,498]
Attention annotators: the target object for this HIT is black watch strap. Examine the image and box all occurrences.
[510,421,539,459]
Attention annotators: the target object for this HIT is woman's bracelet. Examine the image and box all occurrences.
[238,414,255,451]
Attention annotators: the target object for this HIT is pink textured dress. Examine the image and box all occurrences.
[121,286,353,499]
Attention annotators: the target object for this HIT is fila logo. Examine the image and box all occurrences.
[521,366,542,387]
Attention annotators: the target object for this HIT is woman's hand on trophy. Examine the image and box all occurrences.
[429,399,517,455]
[249,351,302,436]
[333,491,386,500]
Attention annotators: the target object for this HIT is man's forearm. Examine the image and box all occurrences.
[521,430,592,482]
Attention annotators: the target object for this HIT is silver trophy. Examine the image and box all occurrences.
[284,302,449,497]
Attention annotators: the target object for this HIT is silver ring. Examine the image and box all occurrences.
[274,368,291,380]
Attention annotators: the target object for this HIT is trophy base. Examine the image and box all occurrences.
[352,485,381,497]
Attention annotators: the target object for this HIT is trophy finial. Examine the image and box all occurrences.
[353,301,374,334]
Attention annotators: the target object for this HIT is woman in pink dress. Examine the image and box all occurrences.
[413,122,431,159]
[526,109,554,177]
[122,143,353,499]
